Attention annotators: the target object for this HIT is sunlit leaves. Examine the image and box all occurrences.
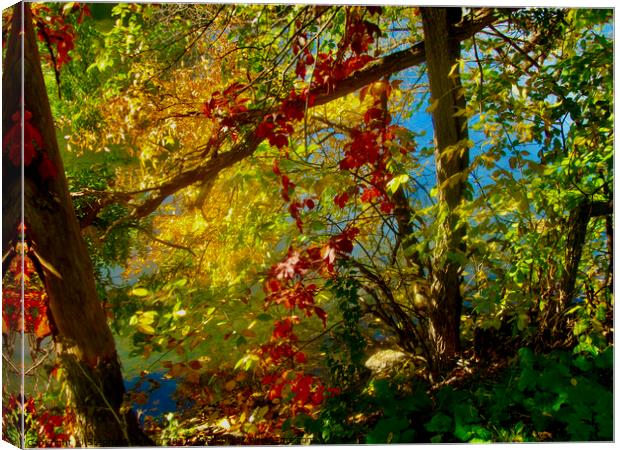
[131,287,150,297]
[130,310,158,335]
[35,4,615,443]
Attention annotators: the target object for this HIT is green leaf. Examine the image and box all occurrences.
[518,367,538,391]
[594,346,613,369]
[371,379,393,400]
[366,417,409,444]
[173,278,188,288]
[425,413,453,433]
[386,174,409,194]
[572,355,592,372]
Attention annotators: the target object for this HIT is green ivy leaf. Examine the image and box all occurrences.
[425,413,453,433]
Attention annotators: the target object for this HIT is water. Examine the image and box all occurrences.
[123,371,179,422]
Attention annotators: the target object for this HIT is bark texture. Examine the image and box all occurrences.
[420,7,469,373]
[2,3,150,445]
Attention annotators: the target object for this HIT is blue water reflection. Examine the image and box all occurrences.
[124,372,190,422]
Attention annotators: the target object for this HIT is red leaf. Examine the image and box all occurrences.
[306,246,322,263]
[269,133,288,149]
[7,140,22,167]
[262,374,277,385]
[38,154,58,181]
[380,200,394,213]
[360,186,382,203]
[24,119,44,149]
[295,59,307,79]
[4,110,44,167]
[333,192,349,209]
[291,374,313,405]
[265,278,282,293]
[202,101,213,118]
[279,97,305,122]
[363,107,385,126]
[343,54,374,74]
[346,226,360,239]
[311,386,324,405]
[223,81,246,97]
[273,318,294,339]
[289,202,304,232]
[268,382,284,400]
[294,351,307,363]
[304,198,315,210]
[327,387,341,397]
[280,175,295,201]
[23,142,37,167]
[314,306,327,328]
[256,119,274,139]
[77,4,91,23]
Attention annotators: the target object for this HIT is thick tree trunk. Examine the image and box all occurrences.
[420,7,469,373]
[2,3,151,445]
[1,5,23,264]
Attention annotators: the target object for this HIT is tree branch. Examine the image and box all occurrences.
[121,7,508,219]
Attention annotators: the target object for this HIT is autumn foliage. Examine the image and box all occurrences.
[2,3,613,446]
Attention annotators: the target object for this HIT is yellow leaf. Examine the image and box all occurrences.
[136,323,155,335]
[448,61,459,78]
[427,98,440,113]
[131,287,150,297]
[243,423,258,434]
[218,418,231,430]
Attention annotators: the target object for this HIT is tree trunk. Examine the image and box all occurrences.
[420,7,469,373]
[2,3,151,445]
[543,200,613,341]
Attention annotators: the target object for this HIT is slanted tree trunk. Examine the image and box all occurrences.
[542,200,613,342]
[2,3,150,445]
[420,7,470,373]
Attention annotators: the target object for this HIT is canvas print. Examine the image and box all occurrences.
[1,2,613,446]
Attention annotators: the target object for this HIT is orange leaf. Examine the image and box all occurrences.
[34,315,51,339]
[240,329,256,338]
